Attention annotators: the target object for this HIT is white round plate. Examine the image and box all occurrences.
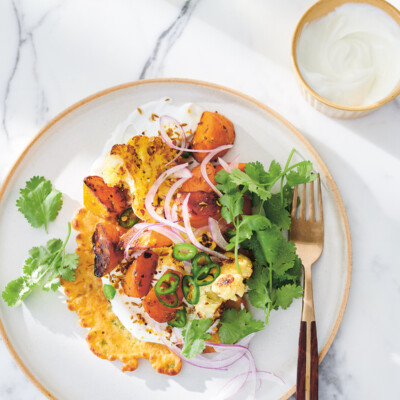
[0,79,351,400]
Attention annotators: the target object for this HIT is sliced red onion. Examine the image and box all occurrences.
[172,168,192,179]
[205,333,254,351]
[171,203,178,222]
[218,154,241,173]
[201,145,233,196]
[147,225,184,244]
[229,154,240,170]
[208,217,229,250]
[182,194,228,259]
[159,115,187,166]
[124,224,184,258]
[218,369,285,400]
[124,223,158,259]
[145,163,189,234]
[151,324,247,371]
[193,225,209,238]
[164,176,191,222]
[218,157,231,172]
[216,353,257,400]
[159,115,217,153]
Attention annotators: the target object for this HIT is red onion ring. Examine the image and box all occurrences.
[145,163,189,234]
[159,115,217,153]
[218,154,241,173]
[217,368,284,399]
[208,217,229,250]
[164,176,191,222]
[160,115,188,166]
[218,157,231,172]
[171,203,178,222]
[124,223,158,259]
[193,225,209,238]
[182,194,228,259]
[123,223,184,258]
[151,324,248,371]
[200,145,233,196]
[228,154,240,170]
[147,225,184,244]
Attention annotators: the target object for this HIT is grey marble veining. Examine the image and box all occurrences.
[1,0,400,399]
[139,0,200,79]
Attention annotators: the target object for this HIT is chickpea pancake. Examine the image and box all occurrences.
[62,207,182,375]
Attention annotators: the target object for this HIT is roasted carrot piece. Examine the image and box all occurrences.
[122,250,158,298]
[182,163,216,193]
[176,191,221,228]
[83,176,128,219]
[92,223,124,277]
[191,111,235,163]
[142,269,184,323]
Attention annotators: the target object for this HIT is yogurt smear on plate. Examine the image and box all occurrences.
[296,3,400,106]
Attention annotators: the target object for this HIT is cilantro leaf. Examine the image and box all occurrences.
[244,229,301,323]
[263,193,291,230]
[1,277,32,307]
[1,223,79,307]
[182,318,213,358]
[256,227,297,276]
[286,161,316,187]
[219,192,243,224]
[229,168,271,201]
[219,309,264,344]
[215,169,238,194]
[16,176,63,233]
[274,284,303,309]
[227,215,271,251]
[103,284,116,300]
[247,261,270,309]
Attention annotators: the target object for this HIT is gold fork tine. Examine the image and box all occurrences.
[291,185,298,218]
[308,180,315,222]
[318,175,323,222]
[299,183,306,219]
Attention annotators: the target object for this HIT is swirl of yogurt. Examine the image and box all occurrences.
[296,3,400,106]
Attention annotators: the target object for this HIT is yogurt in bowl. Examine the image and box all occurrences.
[292,0,400,118]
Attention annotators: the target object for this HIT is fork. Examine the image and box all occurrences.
[289,175,324,400]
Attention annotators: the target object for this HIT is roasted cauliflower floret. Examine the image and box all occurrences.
[221,252,253,279]
[195,287,223,319]
[195,253,253,318]
[102,136,178,221]
[211,273,245,301]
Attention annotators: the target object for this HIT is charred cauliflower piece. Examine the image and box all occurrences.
[219,252,253,279]
[195,252,253,318]
[195,287,224,319]
[211,273,245,301]
[102,136,178,221]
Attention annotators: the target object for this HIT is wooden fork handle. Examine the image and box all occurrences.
[296,320,318,400]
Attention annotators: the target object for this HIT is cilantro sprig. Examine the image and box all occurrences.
[1,223,79,307]
[16,176,63,233]
[182,318,213,358]
[219,309,264,344]
[216,148,316,323]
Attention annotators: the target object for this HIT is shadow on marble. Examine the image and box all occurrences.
[163,0,315,70]
[328,99,400,161]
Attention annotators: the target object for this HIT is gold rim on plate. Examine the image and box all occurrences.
[0,78,352,400]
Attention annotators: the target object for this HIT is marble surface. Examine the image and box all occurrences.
[0,0,399,399]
